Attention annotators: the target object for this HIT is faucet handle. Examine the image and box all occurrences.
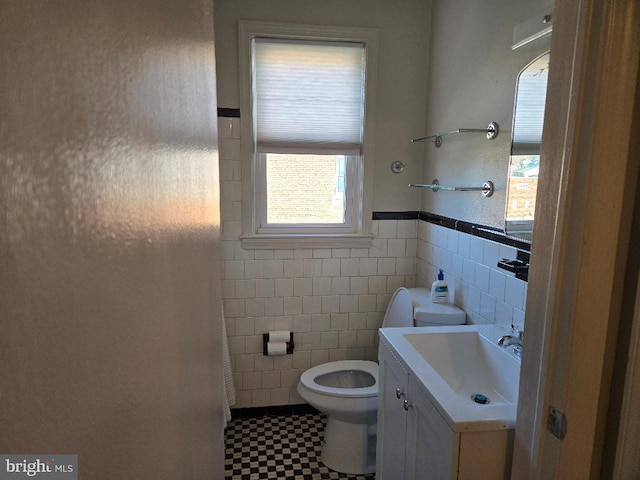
[511,325,524,340]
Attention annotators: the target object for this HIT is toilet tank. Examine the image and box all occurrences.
[407,288,466,326]
[382,287,466,328]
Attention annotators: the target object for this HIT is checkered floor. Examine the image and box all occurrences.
[224,412,376,479]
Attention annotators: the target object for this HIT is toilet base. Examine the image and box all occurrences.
[321,416,376,475]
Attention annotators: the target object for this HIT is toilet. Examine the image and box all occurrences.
[296,287,465,474]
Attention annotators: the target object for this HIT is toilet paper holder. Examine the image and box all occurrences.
[263,332,294,355]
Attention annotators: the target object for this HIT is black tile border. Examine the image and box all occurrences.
[372,210,531,252]
[218,107,240,118]
[372,211,419,221]
[371,211,531,281]
[230,403,319,420]
[415,211,532,253]
[418,211,457,230]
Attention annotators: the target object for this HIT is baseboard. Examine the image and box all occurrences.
[230,403,319,420]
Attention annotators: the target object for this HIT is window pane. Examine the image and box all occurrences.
[266,154,346,224]
[505,155,539,221]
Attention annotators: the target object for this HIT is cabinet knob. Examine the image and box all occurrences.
[403,399,410,411]
[396,388,405,399]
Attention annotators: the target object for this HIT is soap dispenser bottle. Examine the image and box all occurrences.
[431,269,449,303]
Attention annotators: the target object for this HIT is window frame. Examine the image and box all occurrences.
[238,21,379,249]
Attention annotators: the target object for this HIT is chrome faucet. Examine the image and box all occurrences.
[498,327,524,359]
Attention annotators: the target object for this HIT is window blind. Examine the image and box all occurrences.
[512,55,549,155]
[253,38,365,155]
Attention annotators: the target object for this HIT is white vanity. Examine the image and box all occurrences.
[376,325,521,479]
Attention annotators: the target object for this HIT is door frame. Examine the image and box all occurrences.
[512,0,640,478]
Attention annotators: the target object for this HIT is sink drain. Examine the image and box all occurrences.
[471,393,490,405]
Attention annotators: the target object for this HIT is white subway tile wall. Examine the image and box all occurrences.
[219,117,417,408]
[416,221,527,331]
[219,117,527,408]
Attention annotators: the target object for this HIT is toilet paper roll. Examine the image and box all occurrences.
[266,341,287,356]
[269,330,291,343]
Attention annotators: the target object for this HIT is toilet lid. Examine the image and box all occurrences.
[300,360,378,398]
[382,287,414,328]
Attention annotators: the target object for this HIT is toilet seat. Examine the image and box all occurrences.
[300,360,378,398]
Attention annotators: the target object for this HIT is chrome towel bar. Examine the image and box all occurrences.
[409,179,495,197]
[411,122,498,147]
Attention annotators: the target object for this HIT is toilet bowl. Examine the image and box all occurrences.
[297,360,378,474]
[297,287,465,475]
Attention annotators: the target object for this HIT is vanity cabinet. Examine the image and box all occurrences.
[376,342,410,478]
[376,340,513,480]
[405,376,458,478]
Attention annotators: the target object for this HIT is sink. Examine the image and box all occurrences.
[404,330,519,405]
[379,324,521,431]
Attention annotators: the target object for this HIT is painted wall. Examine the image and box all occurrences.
[415,0,551,344]
[423,0,553,229]
[214,0,431,212]
[0,1,224,478]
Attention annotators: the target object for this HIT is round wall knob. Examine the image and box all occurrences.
[390,161,405,174]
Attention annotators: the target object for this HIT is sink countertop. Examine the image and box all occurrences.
[379,324,521,433]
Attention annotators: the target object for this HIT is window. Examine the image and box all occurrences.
[239,22,379,249]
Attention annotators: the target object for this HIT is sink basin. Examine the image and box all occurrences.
[404,330,519,405]
[379,325,521,431]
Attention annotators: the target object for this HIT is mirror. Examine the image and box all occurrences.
[505,52,550,241]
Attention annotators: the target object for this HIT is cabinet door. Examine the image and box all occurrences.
[376,343,409,479]
[405,378,459,480]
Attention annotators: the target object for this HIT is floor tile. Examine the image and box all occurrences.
[224,412,376,479]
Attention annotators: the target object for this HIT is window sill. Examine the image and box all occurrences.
[239,233,374,250]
